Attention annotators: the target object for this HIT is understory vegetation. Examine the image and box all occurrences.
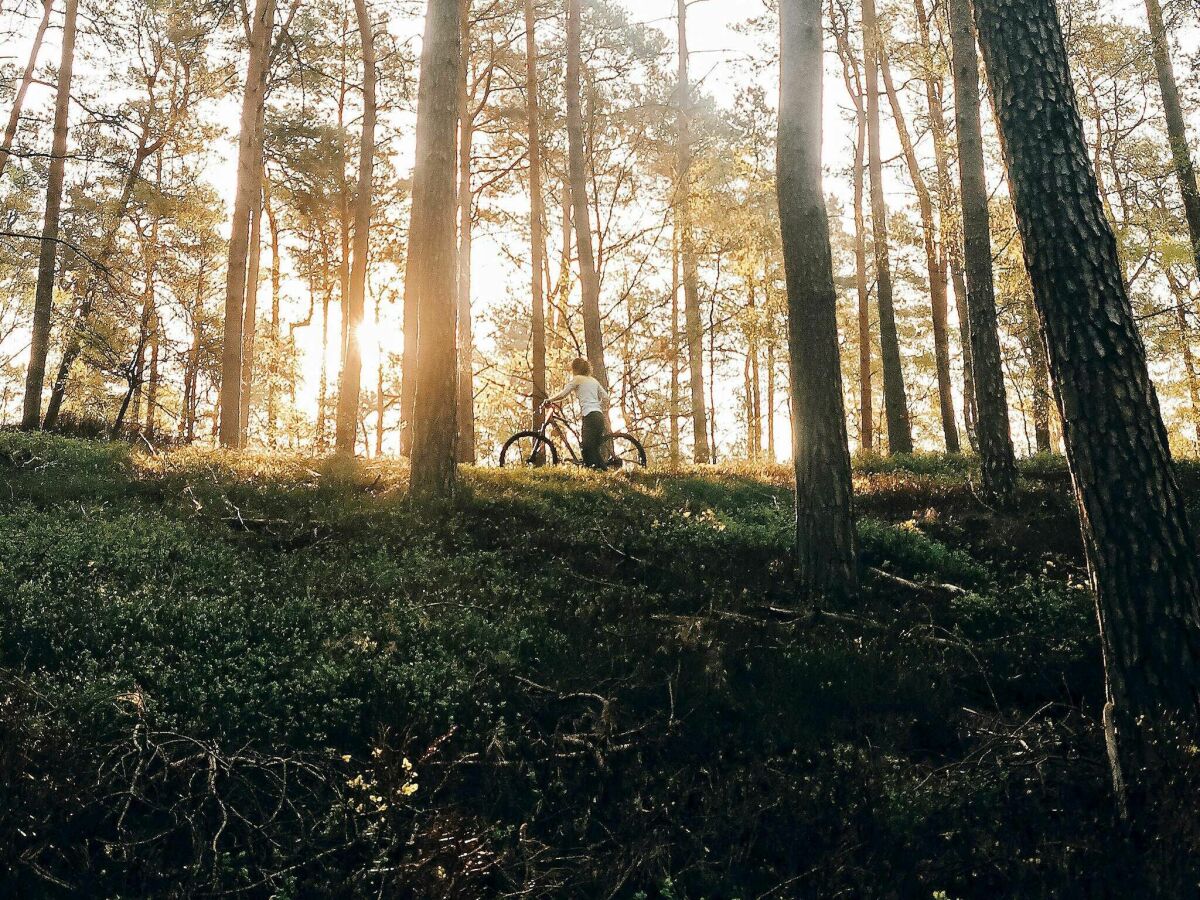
[0,434,1193,897]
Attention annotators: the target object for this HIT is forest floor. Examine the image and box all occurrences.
[0,433,1191,897]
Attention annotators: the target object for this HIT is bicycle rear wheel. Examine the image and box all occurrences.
[499,432,559,468]
[605,433,647,468]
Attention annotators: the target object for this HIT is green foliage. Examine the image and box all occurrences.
[0,436,1180,897]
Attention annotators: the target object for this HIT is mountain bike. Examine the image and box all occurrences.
[499,402,648,469]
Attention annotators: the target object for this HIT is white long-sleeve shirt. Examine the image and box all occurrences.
[547,374,609,416]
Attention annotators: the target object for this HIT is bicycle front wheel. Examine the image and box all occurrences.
[605,433,647,469]
[499,432,559,468]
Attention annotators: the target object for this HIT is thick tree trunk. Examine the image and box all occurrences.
[455,1,476,464]
[334,0,377,456]
[22,0,78,430]
[948,0,1017,504]
[975,0,1200,810]
[566,0,608,389]
[1144,0,1200,279]
[0,0,53,179]
[525,0,547,432]
[265,181,281,443]
[861,0,912,454]
[778,0,858,601]
[677,0,711,462]
[218,0,275,447]
[408,0,462,500]
[238,188,264,447]
[879,51,959,453]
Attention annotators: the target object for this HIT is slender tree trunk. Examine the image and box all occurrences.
[975,0,1200,811]
[455,0,476,464]
[778,0,858,601]
[218,0,275,447]
[565,0,607,389]
[408,0,462,500]
[669,228,682,464]
[265,180,281,443]
[948,0,1017,503]
[767,341,776,460]
[317,291,330,449]
[334,0,377,456]
[21,0,78,430]
[677,0,711,462]
[1018,291,1053,453]
[375,289,386,456]
[238,186,264,447]
[879,50,959,452]
[525,0,547,432]
[918,0,978,451]
[862,0,912,453]
[145,319,159,439]
[0,0,53,179]
[1144,0,1200,279]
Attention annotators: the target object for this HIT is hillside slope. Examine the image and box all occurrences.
[0,435,1182,897]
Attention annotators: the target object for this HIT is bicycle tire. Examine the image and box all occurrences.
[606,433,647,468]
[499,432,559,468]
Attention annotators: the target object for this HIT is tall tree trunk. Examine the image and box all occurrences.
[265,180,281,444]
[218,0,276,447]
[1019,291,1053,453]
[778,0,858,601]
[677,0,711,462]
[455,0,476,464]
[238,186,264,447]
[948,0,1017,504]
[334,0,377,456]
[317,290,330,449]
[879,50,959,452]
[975,0,1200,812]
[861,0,912,453]
[144,318,159,439]
[917,0,978,451]
[1144,0,1200,279]
[767,341,776,460]
[408,0,462,500]
[566,0,607,389]
[669,228,682,464]
[525,0,547,432]
[375,289,386,456]
[21,0,78,430]
[0,0,53,179]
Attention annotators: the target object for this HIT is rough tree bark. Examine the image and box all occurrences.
[948,0,1017,504]
[566,0,608,389]
[455,0,476,464]
[408,0,462,500]
[218,0,276,447]
[975,0,1200,811]
[677,0,710,462]
[861,0,912,454]
[22,0,78,430]
[238,186,264,447]
[0,0,53,179]
[778,0,858,600]
[334,0,377,456]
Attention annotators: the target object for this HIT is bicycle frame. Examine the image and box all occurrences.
[537,403,584,464]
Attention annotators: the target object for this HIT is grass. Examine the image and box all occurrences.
[0,433,1178,897]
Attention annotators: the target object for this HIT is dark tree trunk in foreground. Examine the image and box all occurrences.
[975,0,1200,811]
[218,0,275,447]
[677,0,710,463]
[525,0,548,431]
[0,0,53,179]
[408,0,461,500]
[566,0,608,389]
[334,0,377,456]
[861,0,912,454]
[22,0,78,430]
[778,0,858,601]
[948,0,1017,505]
[1143,0,1200,279]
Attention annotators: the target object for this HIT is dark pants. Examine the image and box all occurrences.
[581,411,608,469]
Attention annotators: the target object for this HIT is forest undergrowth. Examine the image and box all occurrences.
[0,433,1193,898]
